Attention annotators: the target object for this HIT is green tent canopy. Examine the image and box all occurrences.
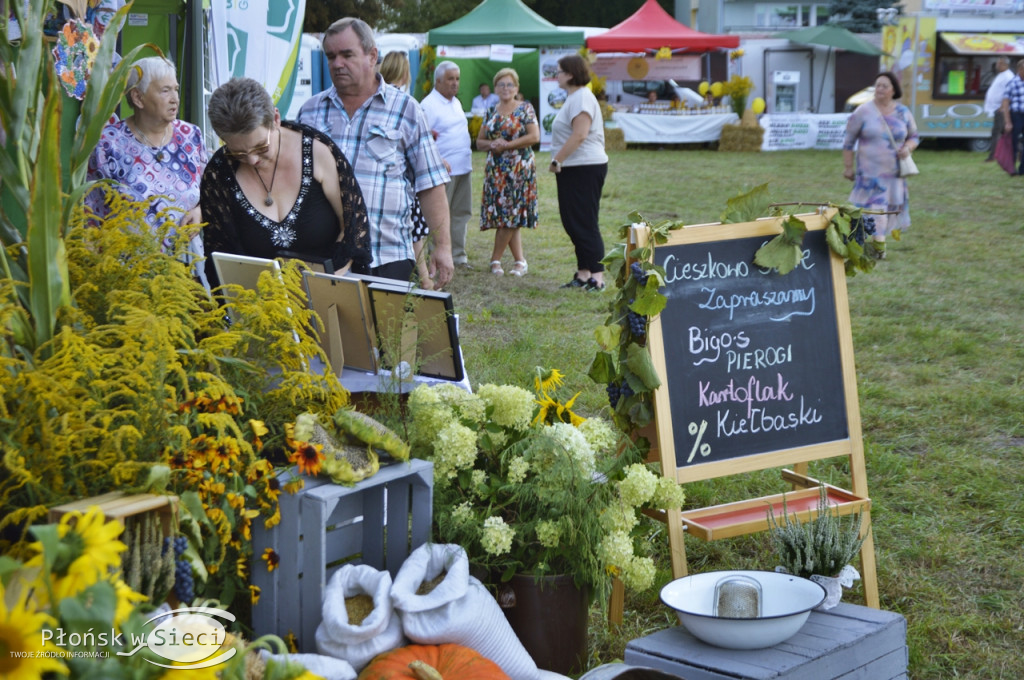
[427,0,584,46]
[425,0,584,110]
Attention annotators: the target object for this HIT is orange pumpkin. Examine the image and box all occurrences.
[358,643,510,680]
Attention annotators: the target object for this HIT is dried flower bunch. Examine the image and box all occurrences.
[767,486,868,579]
[406,369,685,601]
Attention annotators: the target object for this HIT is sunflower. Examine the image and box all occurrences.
[0,585,67,679]
[44,508,125,582]
[262,548,280,572]
[246,457,274,483]
[248,419,269,450]
[533,367,564,394]
[289,442,325,477]
[112,578,147,627]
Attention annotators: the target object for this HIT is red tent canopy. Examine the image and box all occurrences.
[586,0,739,52]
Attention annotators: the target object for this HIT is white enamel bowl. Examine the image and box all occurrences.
[659,570,826,649]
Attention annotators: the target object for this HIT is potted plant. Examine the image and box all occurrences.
[767,485,869,609]
[405,369,685,673]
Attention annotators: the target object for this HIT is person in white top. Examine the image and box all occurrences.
[472,83,500,115]
[984,56,1013,161]
[421,61,474,268]
[549,54,609,291]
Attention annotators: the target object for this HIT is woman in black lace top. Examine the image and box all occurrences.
[201,77,370,287]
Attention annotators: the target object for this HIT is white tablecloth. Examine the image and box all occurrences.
[612,112,740,144]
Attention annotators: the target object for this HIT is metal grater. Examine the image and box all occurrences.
[713,574,762,618]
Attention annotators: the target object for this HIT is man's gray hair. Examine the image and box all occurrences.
[434,60,460,83]
[323,17,376,54]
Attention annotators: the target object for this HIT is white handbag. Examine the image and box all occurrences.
[878,103,919,177]
[898,154,920,177]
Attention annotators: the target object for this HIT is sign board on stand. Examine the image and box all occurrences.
[619,211,878,621]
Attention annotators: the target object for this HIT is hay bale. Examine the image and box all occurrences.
[605,126,626,151]
[718,123,764,152]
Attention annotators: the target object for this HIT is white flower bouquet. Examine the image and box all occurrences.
[406,369,685,601]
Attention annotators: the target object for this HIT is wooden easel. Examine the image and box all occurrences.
[610,211,878,624]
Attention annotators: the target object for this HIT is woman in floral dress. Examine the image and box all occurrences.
[842,71,919,256]
[476,68,540,277]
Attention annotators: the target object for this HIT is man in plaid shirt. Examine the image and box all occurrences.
[1000,59,1024,176]
[298,18,453,286]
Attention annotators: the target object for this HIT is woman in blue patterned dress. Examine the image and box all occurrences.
[476,68,540,277]
[87,56,207,278]
[842,72,919,255]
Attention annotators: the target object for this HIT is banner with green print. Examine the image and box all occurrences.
[209,0,306,111]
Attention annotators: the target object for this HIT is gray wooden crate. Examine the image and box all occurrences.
[624,602,907,680]
[250,459,433,652]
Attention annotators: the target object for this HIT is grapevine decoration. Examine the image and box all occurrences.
[590,185,883,440]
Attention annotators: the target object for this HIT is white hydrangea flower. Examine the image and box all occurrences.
[578,417,619,455]
[477,383,535,431]
[471,468,487,496]
[535,519,562,548]
[652,476,686,509]
[408,385,455,449]
[545,422,595,474]
[451,501,475,526]
[597,530,635,572]
[507,456,530,485]
[620,555,657,591]
[433,422,478,479]
[481,515,515,556]
[600,497,639,534]
[619,463,658,507]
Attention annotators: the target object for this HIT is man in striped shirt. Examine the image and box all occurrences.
[1000,59,1024,176]
[298,18,453,286]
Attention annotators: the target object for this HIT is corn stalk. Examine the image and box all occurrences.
[0,0,154,355]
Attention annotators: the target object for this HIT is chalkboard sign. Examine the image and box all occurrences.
[655,228,848,469]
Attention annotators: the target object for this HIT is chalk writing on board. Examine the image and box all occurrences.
[655,230,848,467]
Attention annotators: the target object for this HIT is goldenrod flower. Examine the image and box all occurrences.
[0,585,68,678]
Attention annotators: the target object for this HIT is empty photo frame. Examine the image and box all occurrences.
[211,251,282,293]
[367,282,464,382]
[302,271,378,373]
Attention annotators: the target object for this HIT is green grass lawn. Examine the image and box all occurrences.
[440,146,1024,679]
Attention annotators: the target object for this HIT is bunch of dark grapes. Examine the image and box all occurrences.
[630,262,649,285]
[171,537,194,604]
[627,310,646,338]
[850,215,876,246]
[606,381,635,407]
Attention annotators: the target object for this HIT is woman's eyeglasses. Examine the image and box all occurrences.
[495,82,516,89]
[225,131,271,159]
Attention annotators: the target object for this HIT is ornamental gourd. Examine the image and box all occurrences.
[358,644,509,680]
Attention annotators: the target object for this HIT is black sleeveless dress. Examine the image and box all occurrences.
[202,121,370,287]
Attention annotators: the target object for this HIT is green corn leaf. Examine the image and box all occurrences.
[26,67,69,351]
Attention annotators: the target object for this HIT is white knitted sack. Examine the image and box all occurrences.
[260,651,356,680]
[315,564,406,670]
[390,543,539,680]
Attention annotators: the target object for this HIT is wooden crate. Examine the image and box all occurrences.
[624,602,907,680]
[49,492,178,536]
[250,459,433,652]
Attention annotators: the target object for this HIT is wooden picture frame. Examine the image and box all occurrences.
[302,271,378,373]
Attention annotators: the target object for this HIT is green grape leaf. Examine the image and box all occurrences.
[631,287,667,317]
[594,324,622,351]
[720,183,772,223]
[825,223,849,258]
[588,351,617,384]
[626,343,662,390]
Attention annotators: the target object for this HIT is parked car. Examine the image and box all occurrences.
[606,79,704,107]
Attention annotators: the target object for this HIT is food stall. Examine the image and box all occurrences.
[586,0,739,144]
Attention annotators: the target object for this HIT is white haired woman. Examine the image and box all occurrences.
[87,56,207,260]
